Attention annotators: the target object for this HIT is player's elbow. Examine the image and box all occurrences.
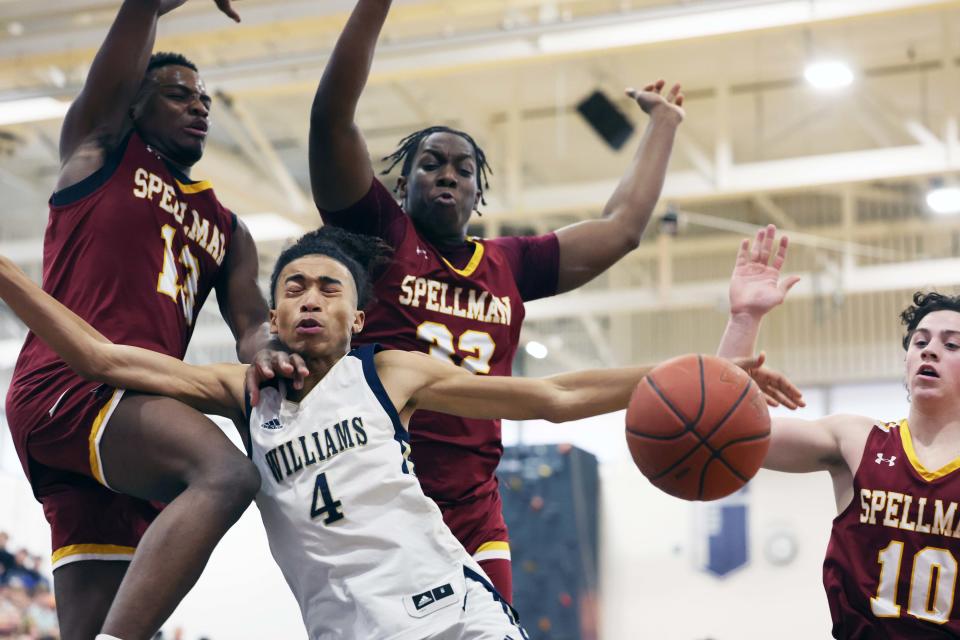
[539,386,577,423]
[69,350,110,383]
[72,346,123,386]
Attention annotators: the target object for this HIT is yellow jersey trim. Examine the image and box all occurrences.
[52,543,135,565]
[899,419,960,481]
[441,239,484,277]
[176,179,213,194]
[88,389,122,485]
[475,541,510,553]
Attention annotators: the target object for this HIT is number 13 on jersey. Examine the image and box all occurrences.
[157,225,200,325]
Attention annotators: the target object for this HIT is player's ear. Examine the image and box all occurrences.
[395,176,407,202]
[269,309,279,335]
[352,310,364,335]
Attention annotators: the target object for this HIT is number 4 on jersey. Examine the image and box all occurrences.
[311,472,345,525]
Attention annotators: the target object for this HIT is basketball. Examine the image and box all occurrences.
[625,354,771,501]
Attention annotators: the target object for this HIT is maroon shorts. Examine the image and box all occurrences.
[438,489,511,564]
[6,375,159,570]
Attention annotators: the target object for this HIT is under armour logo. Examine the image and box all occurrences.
[415,246,428,259]
[875,453,896,467]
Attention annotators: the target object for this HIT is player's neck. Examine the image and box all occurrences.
[907,403,960,447]
[287,352,345,402]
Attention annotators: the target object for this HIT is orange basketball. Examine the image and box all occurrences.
[625,354,771,501]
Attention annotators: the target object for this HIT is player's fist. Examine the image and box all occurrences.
[625,80,685,122]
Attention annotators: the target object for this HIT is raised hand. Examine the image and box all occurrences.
[158,0,240,22]
[729,224,800,319]
[731,352,804,410]
[625,80,685,122]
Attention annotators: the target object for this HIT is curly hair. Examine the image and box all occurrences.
[270,226,393,309]
[900,291,960,349]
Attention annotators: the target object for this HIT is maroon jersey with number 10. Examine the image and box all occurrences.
[824,420,960,639]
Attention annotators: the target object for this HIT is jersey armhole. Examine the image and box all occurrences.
[351,344,412,474]
[50,131,132,207]
[242,389,254,459]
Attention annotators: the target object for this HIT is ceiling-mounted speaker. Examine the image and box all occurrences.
[576,90,634,151]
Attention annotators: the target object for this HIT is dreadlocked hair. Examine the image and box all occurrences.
[381,126,492,207]
[270,226,393,310]
[900,290,960,350]
[146,51,198,75]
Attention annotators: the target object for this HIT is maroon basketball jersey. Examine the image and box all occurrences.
[8,131,234,440]
[322,179,559,505]
[824,420,960,638]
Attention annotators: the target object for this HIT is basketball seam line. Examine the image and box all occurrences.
[644,378,753,498]
[644,376,747,479]
[695,382,756,497]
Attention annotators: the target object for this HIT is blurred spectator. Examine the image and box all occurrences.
[24,586,57,640]
[4,552,39,593]
[0,532,57,639]
[0,534,14,576]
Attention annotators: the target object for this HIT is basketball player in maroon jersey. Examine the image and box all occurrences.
[719,226,960,636]
[3,2,303,639]
[297,0,685,601]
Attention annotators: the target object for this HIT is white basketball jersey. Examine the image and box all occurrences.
[248,345,489,640]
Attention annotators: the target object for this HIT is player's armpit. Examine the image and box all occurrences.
[765,414,871,474]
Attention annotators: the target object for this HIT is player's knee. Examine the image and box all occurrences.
[196,455,260,507]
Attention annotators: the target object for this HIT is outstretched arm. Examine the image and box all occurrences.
[58,0,239,188]
[309,0,391,212]
[376,350,792,423]
[717,224,800,359]
[553,81,684,293]
[0,256,244,419]
[765,414,872,474]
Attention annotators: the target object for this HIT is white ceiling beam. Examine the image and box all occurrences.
[526,256,960,320]
[752,194,797,228]
[488,141,960,218]
[214,93,313,221]
[0,0,952,98]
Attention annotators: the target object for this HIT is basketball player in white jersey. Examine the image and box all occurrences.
[0,226,801,639]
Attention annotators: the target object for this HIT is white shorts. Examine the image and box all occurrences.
[427,566,528,640]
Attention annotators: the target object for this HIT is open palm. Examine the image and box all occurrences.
[159,0,240,21]
[626,80,685,121]
[729,224,800,318]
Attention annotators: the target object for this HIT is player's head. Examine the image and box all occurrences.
[900,291,960,406]
[382,127,491,243]
[130,52,210,167]
[269,226,392,358]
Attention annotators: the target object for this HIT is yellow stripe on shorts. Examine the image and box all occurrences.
[51,544,136,570]
[87,389,123,486]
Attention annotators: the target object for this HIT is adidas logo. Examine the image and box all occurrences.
[260,418,283,431]
[412,583,454,611]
